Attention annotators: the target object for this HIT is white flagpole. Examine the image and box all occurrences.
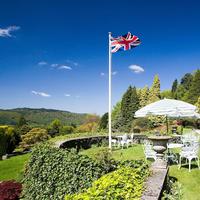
[108,32,112,149]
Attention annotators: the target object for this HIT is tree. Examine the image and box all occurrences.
[76,122,98,133]
[121,86,139,132]
[47,119,62,137]
[85,114,100,124]
[5,127,20,154]
[148,75,161,103]
[187,70,200,104]
[180,73,193,90]
[138,86,149,107]
[176,84,186,100]
[0,126,20,158]
[0,128,8,159]
[176,73,193,101]
[112,101,121,120]
[195,96,200,113]
[17,116,27,127]
[99,113,108,130]
[19,128,49,150]
[111,101,122,132]
[171,79,178,99]
[60,126,75,135]
[160,90,172,99]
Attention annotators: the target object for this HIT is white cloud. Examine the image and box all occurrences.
[129,65,144,73]
[64,94,71,97]
[31,90,51,97]
[58,65,72,70]
[0,26,20,37]
[51,63,58,67]
[100,72,105,76]
[112,71,118,76]
[66,59,79,66]
[38,61,47,66]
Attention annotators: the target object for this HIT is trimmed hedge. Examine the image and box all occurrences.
[21,143,114,200]
[65,165,149,200]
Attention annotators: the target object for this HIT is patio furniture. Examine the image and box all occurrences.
[178,142,200,172]
[119,134,132,148]
[111,138,118,147]
[167,143,183,164]
[143,140,156,161]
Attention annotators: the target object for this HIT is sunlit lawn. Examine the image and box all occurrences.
[80,144,145,161]
[0,153,30,181]
[169,165,200,200]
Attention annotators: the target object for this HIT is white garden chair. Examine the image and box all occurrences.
[143,140,156,161]
[111,138,118,147]
[178,142,200,172]
[120,134,132,148]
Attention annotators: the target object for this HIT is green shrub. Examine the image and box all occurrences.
[19,128,49,150]
[132,117,151,131]
[0,126,20,159]
[93,148,117,172]
[65,165,149,200]
[6,127,20,154]
[162,177,183,200]
[0,127,8,159]
[22,143,112,200]
[60,125,75,135]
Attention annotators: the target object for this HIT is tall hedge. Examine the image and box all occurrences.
[0,127,8,159]
[22,143,113,200]
[0,126,20,159]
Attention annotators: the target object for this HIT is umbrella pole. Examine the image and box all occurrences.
[166,115,169,134]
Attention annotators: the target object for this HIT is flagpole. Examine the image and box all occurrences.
[108,32,112,149]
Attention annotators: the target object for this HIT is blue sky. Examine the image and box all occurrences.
[0,0,200,115]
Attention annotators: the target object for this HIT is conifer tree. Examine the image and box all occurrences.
[195,96,200,113]
[148,75,161,103]
[121,86,139,131]
[139,85,149,107]
[188,70,200,104]
[171,79,178,99]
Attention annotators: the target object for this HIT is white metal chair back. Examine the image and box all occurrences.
[122,134,128,142]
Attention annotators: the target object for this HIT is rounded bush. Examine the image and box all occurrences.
[0,181,22,200]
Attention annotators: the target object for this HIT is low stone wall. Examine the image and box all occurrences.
[2,150,31,160]
[58,134,148,150]
[142,167,168,200]
[59,135,108,151]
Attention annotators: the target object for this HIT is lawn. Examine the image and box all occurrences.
[0,153,30,181]
[80,144,145,161]
[169,165,200,200]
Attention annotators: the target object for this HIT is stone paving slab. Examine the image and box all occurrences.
[142,167,168,200]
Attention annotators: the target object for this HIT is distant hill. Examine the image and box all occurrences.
[0,108,88,126]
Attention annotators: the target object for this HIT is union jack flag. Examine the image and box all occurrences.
[111,32,141,53]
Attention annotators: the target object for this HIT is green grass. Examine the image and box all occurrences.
[49,132,107,143]
[80,144,145,161]
[169,165,200,200]
[0,153,30,181]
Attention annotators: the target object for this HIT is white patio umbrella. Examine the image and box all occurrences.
[135,98,200,133]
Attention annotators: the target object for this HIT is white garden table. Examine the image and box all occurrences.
[167,143,183,163]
